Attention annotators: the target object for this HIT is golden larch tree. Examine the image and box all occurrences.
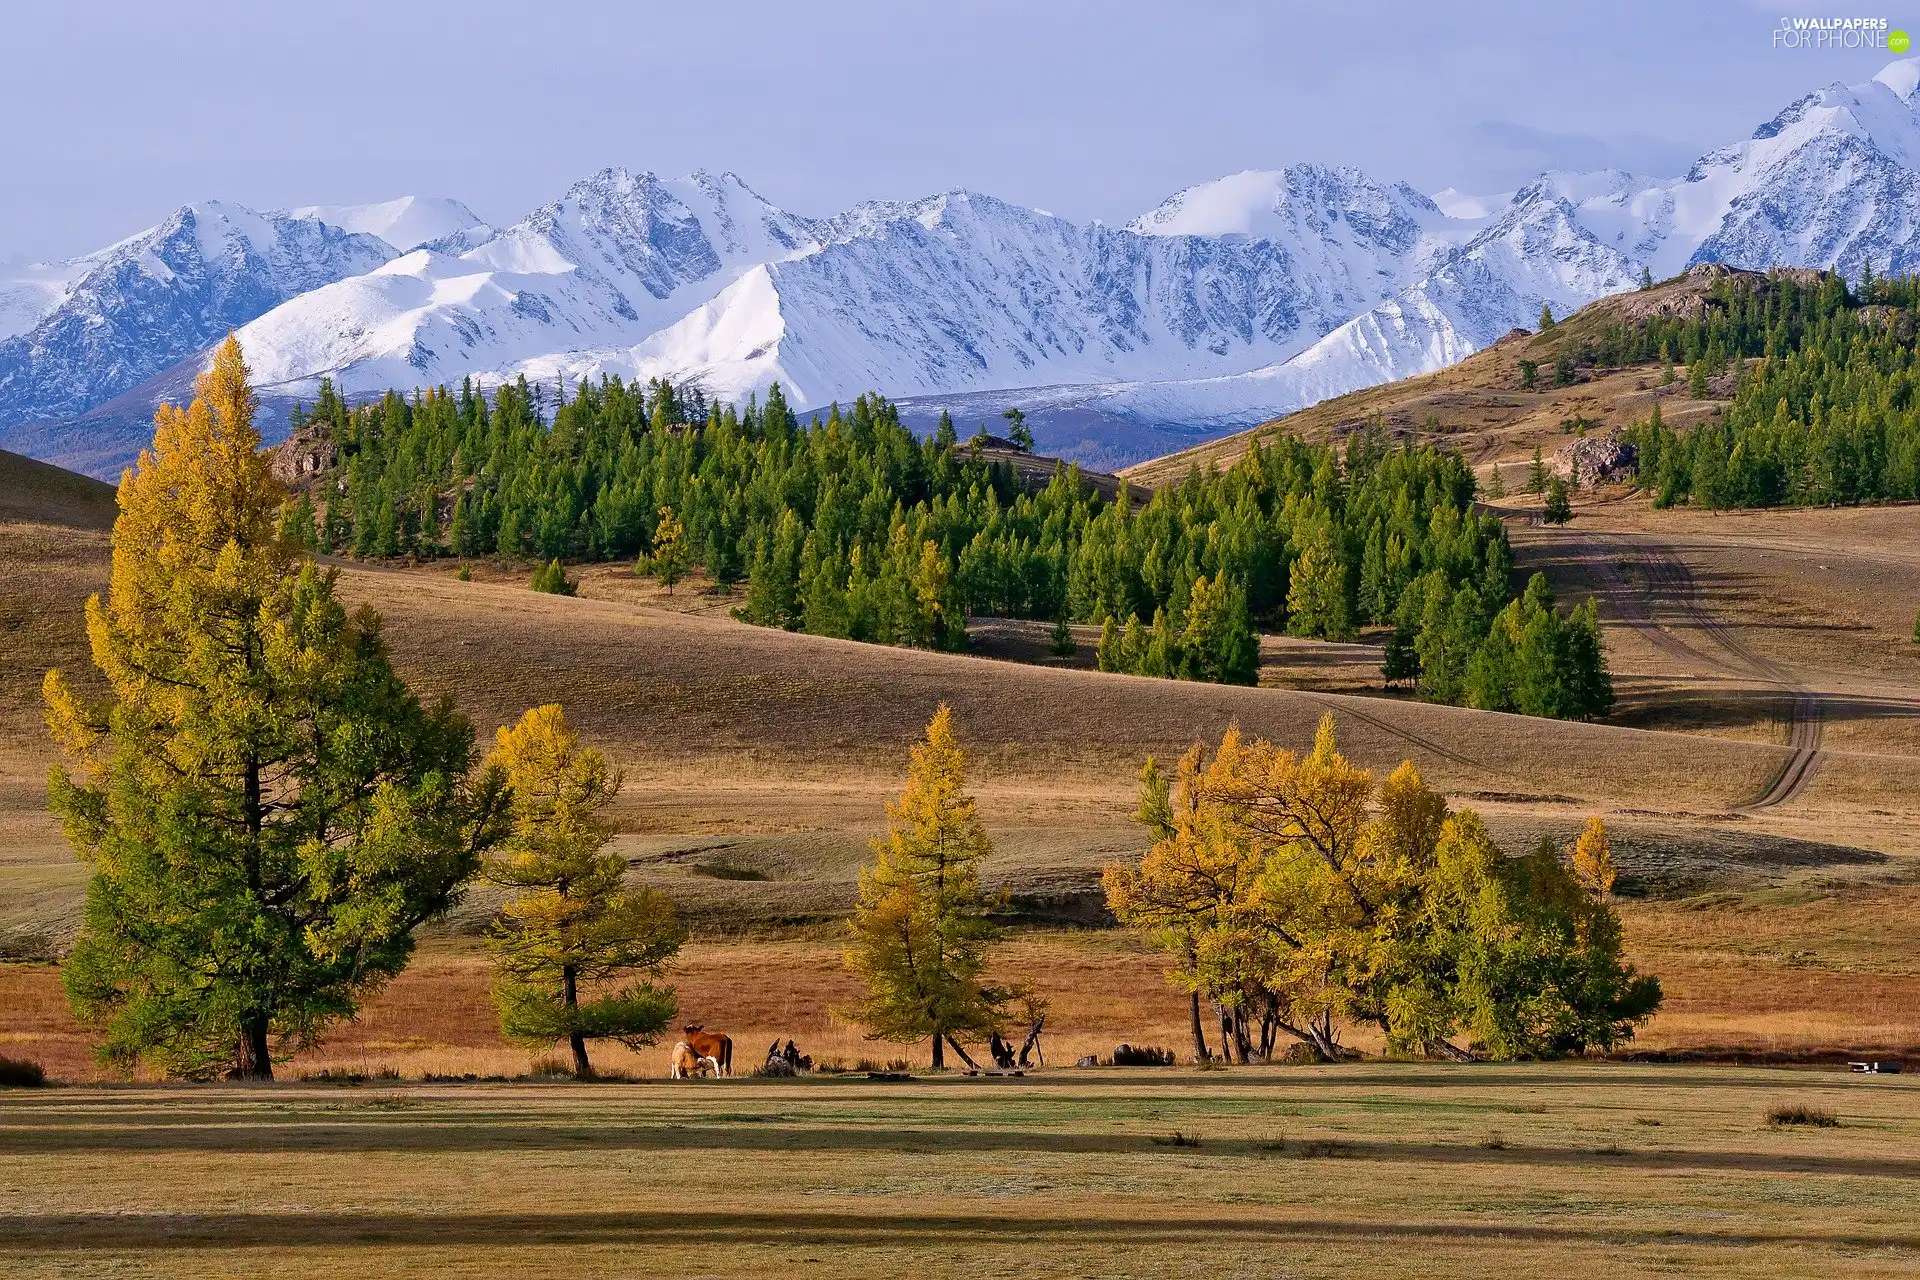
[1569,815,1617,900]
[843,704,1004,1068]
[485,704,683,1079]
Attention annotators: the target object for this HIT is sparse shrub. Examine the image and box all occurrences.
[1767,1103,1839,1128]
[1633,1116,1662,1126]
[0,1056,47,1088]
[1480,1131,1508,1150]
[1152,1132,1202,1147]
[530,559,575,595]
[526,1057,576,1079]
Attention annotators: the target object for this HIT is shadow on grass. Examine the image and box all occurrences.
[4,1119,1915,1181]
[4,1208,1919,1253]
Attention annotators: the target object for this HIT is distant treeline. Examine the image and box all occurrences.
[1589,269,1920,508]
[285,375,1608,715]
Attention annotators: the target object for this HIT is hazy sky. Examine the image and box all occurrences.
[3,0,1908,260]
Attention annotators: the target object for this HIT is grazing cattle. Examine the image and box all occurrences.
[681,1024,733,1076]
[671,1042,723,1079]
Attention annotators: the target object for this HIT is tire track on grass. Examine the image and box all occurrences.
[1594,533,1823,810]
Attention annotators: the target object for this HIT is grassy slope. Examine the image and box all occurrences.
[0,448,115,531]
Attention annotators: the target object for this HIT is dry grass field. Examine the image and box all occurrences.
[4,1066,1918,1278]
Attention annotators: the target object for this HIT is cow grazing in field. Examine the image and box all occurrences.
[670,1042,723,1079]
[682,1024,733,1076]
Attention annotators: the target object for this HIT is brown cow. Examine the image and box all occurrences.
[669,1042,722,1079]
[681,1024,733,1076]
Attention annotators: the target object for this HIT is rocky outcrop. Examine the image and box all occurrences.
[269,423,338,488]
[1564,434,1638,487]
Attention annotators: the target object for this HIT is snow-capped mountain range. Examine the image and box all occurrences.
[7,57,1920,477]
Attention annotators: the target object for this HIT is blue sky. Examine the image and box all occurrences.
[2,0,1908,260]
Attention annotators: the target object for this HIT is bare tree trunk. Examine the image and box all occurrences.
[931,1034,945,1070]
[1018,1015,1046,1068]
[232,1014,272,1081]
[563,965,590,1079]
[1422,1037,1480,1063]
[943,1034,980,1070]
[1230,1006,1254,1064]
[1217,1004,1237,1063]
[1189,991,1210,1063]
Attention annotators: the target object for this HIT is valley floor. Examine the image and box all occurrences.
[4,1066,1918,1279]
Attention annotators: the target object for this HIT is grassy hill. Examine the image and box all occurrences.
[0,447,116,530]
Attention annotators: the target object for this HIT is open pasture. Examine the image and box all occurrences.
[4,1065,1919,1278]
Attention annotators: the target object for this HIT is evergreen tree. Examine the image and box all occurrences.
[1518,359,1537,390]
[1096,615,1121,671]
[843,705,1004,1068]
[645,505,687,595]
[1542,475,1573,525]
[42,338,505,1080]
[1002,407,1034,452]
[1383,623,1420,688]
[1539,302,1555,330]
[1181,573,1260,685]
[1528,447,1547,494]
[1049,614,1077,657]
[531,559,575,595]
[484,705,683,1079]
[286,370,1514,690]
[1286,529,1352,640]
[1486,464,1506,499]
[1639,265,1654,291]
[1688,356,1711,399]
[279,491,319,551]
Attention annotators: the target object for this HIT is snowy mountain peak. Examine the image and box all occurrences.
[1128,165,1446,241]
[15,57,1920,477]
[1875,55,1920,102]
[283,196,490,253]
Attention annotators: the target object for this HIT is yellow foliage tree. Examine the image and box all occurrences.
[1106,714,1660,1062]
[485,704,684,1079]
[842,704,1003,1068]
[646,505,686,594]
[1569,815,1617,900]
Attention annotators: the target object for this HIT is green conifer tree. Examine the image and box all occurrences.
[43,338,507,1080]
